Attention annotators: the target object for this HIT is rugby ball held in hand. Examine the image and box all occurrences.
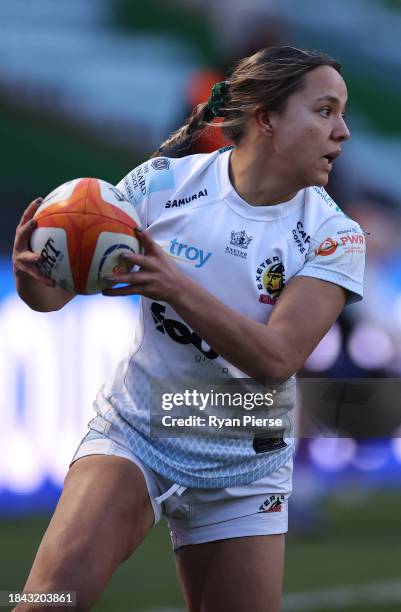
[30,178,141,294]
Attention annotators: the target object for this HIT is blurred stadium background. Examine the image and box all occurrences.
[1,0,401,610]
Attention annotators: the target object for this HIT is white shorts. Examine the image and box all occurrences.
[71,428,292,550]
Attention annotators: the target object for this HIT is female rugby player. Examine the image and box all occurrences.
[12,46,365,612]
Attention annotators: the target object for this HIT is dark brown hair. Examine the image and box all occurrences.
[151,46,341,158]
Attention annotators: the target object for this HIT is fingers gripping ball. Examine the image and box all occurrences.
[30,178,142,294]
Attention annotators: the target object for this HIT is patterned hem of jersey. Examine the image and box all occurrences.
[123,430,295,489]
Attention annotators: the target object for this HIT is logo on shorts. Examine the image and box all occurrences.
[258,494,285,513]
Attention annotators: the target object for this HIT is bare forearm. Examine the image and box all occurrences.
[169,278,287,380]
[104,231,347,378]
[14,272,74,312]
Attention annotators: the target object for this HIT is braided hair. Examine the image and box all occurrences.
[150,102,212,159]
[151,46,341,159]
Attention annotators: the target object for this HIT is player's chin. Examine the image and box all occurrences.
[313,169,330,187]
[299,167,329,189]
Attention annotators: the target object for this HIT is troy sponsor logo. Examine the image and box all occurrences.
[256,257,285,305]
[315,237,338,256]
[151,158,170,171]
[169,238,212,268]
[292,221,310,255]
[165,189,208,208]
[151,302,219,359]
[225,229,253,259]
[258,494,285,513]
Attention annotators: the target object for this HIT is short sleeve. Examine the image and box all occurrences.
[295,218,365,304]
[115,157,175,228]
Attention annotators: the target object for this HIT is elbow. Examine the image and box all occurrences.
[242,330,300,381]
[259,347,298,382]
[25,302,57,313]
[19,295,63,313]
[30,304,62,313]
[262,360,296,383]
[17,286,73,312]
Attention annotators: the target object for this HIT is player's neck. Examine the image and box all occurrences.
[229,146,300,206]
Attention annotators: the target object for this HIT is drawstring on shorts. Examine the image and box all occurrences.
[155,483,187,505]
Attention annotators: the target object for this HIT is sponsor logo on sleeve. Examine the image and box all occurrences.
[108,186,129,203]
[118,159,178,206]
[315,237,338,256]
[337,231,365,253]
[315,232,365,256]
[151,158,170,171]
[225,229,253,259]
[124,162,149,204]
[255,257,285,305]
[336,226,359,235]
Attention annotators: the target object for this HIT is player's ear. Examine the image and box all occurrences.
[253,106,274,136]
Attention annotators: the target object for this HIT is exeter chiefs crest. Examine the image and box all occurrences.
[256,256,285,305]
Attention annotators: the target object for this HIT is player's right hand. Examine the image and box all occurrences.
[12,198,56,287]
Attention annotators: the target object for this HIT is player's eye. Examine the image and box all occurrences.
[319,107,331,117]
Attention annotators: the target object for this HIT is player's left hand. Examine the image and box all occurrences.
[102,229,187,301]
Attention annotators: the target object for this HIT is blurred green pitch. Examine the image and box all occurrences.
[1,490,401,611]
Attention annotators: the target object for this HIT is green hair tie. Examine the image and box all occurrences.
[207,81,229,118]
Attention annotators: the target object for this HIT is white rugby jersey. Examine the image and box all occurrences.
[90,147,365,488]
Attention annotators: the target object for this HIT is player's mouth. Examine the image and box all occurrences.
[322,149,341,169]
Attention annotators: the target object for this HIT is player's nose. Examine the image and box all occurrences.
[334,115,350,142]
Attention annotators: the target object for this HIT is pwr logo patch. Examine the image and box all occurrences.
[258,494,285,513]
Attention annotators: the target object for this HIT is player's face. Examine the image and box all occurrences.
[269,65,349,188]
